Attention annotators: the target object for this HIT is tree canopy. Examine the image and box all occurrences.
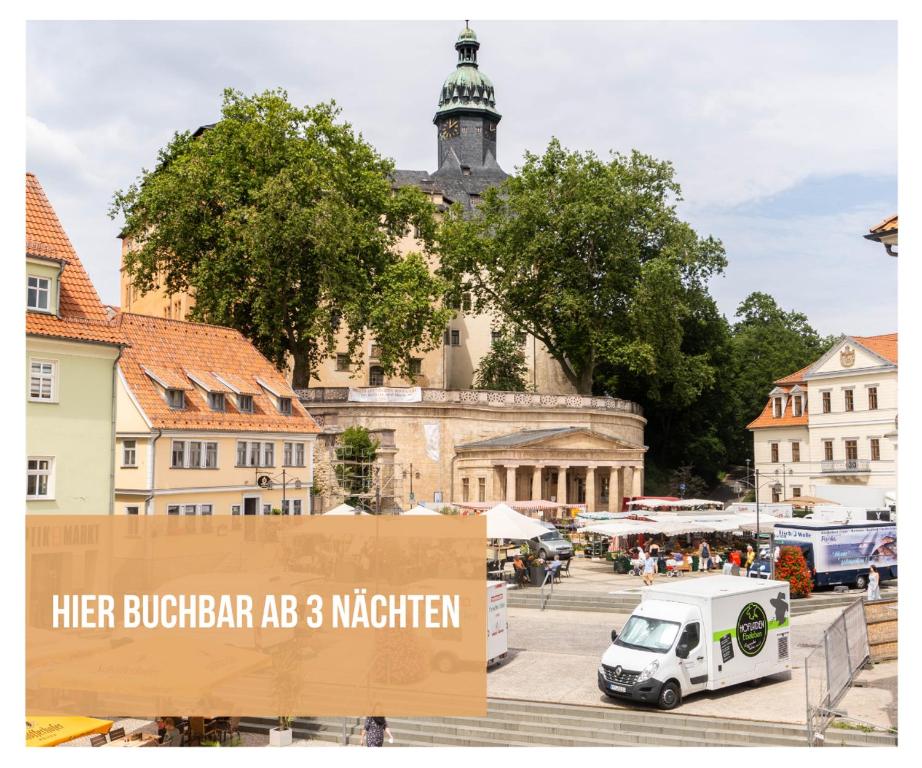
[111,88,451,387]
[473,328,529,391]
[729,292,836,428]
[436,138,727,395]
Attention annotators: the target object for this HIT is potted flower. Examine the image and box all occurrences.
[774,546,814,598]
[612,553,631,574]
[269,716,293,747]
[526,554,547,586]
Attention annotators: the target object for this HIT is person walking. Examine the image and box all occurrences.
[744,544,756,574]
[642,551,656,586]
[698,539,711,572]
[867,564,881,601]
[360,716,394,747]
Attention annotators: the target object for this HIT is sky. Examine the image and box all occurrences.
[25,20,898,336]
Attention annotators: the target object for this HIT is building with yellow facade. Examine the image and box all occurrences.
[113,312,319,515]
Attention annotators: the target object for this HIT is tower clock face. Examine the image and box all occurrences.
[440,118,460,139]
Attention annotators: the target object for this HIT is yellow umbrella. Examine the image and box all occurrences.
[26,716,112,747]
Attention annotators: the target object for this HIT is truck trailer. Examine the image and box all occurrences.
[598,576,791,709]
[773,519,897,589]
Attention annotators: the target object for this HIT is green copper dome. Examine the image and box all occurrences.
[434,24,501,120]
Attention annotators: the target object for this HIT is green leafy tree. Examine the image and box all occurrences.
[111,88,452,387]
[437,138,726,394]
[334,426,379,508]
[730,292,836,427]
[473,328,529,391]
[667,465,708,499]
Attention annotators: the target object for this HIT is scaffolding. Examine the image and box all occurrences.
[316,441,405,514]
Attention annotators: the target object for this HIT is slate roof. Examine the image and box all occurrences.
[457,427,638,450]
[115,311,319,434]
[25,173,123,346]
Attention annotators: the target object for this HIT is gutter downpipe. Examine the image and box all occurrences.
[145,428,163,515]
[109,347,123,514]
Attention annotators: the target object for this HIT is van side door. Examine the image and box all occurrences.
[675,622,708,694]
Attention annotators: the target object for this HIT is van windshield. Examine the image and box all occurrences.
[615,616,681,654]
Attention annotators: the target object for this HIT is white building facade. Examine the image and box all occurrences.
[749,334,897,508]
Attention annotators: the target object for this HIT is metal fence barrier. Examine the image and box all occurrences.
[804,598,870,746]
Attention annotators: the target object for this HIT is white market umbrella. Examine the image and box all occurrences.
[403,505,441,516]
[482,503,552,540]
[323,503,370,516]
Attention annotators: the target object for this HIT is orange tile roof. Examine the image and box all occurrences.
[774,364,813,386]
[869,214,898,234]
[853,333,898,365]
[116,312,319,434]
[748,393,809,430]
[25,173,122,346]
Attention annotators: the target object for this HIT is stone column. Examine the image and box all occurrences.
[623,466,634,503]
[608,466,622,513]
[585,466,596,512]
[505,465,517,502]
[532,466,542,501]
[557,466,568,505]
[632,465,643,497]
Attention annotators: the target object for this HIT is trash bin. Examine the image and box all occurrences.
[657,557,667,574]
[691,555,699,571]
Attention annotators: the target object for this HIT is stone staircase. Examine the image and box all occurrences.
[506,584,895,617]
[241,698,896,747]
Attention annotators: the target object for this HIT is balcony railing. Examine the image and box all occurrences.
[821,459,871,474]
[296,387,643,416]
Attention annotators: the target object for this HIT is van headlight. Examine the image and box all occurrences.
[598,664,605,676]
[637,660,659,682]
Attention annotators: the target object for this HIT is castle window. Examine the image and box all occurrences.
[369,366,385,387]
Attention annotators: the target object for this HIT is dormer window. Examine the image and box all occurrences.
[166,389,185,409]
[238,394,253,413]
[772,397,783,418]
[27,275,51,311]
[278,397,292,416]
[209,392,226,412]
[792,396,802,417]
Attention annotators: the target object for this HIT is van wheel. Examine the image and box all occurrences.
[657,682,681,710]
[854,575,867,590]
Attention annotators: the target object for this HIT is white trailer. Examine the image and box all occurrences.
[487,581,508,666]
[599,576,791,709]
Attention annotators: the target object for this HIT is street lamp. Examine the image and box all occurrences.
[745,468,784,578]
[774,464,794,500]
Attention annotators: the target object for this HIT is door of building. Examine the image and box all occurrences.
[243,497,258,516]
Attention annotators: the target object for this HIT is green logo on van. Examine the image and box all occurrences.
[735,602,768,657]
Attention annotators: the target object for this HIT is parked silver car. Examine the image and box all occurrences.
[524,522,574,561]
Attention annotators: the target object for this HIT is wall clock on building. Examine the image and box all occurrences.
[440,118,460,139]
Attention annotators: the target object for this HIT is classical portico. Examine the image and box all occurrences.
[454,427,646,512]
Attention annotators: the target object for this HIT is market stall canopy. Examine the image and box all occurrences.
[582,521,656,537]
[459,499,565,513]
[26,716,112,747]
[403,505,442,516]
[482,503,552,540]
[323,503,370,516]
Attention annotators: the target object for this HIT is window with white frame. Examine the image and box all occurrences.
[231,505,241,516]
[167,505,180,515]
[278,397,292,415]
[125,506,140,515]
[183,504,197,515]
[792,395,802,417]
[29,359,56,401]
[281,499,303,515]
[238,394,253,413]
[772,397,782,418]
[283,442,293,466]
[27,457,53,498]
[450,329,461,346]
[237,440,269,467]
[868,387,879,410]
[295,442,305,467]
[870,438,881,461]
[844,389,854,412]
[122,440,137,467]
[209,392,226,412]
[27,275,51,311]
[171,440,219,468]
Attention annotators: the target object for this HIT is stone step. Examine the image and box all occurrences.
[241,702,895,748]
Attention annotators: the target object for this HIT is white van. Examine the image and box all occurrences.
[598,576,791,709]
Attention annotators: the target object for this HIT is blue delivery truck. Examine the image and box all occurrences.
[772,519,897,589]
